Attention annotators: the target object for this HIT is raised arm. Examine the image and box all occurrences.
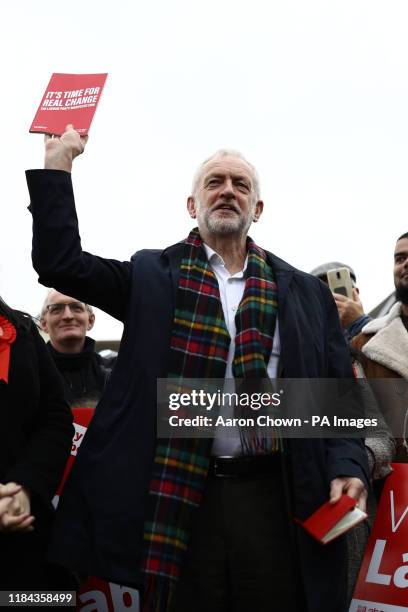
[27,125,132,321]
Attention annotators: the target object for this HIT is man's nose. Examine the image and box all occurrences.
[400,256,408,272]
[61,305,74,317]
[220,178,235,197]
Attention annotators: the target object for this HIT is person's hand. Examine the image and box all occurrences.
[44,124,88,172]
[0,482,21,500]
[333,288,364,328]
[0,483,35,532]
[0,495,16,517]
[329,476,368,513]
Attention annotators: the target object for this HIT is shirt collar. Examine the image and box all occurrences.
[203,243,248,277]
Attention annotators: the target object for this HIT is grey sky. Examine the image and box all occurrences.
[1,0,407,339]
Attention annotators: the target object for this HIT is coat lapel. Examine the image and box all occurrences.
[266,251,298,376]
[266,251,295,309]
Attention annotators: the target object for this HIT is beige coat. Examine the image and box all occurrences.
[351,302,408,462]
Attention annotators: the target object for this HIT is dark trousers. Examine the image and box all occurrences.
[174,470,305,612]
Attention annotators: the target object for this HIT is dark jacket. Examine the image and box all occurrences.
[47,337,115,408]
[0,310,73,588]
[0,312,73,518]
[27,169,369,612]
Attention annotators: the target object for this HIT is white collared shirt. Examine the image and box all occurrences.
[203,244,280,456]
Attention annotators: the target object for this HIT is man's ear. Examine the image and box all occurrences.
[187,196,197,219]
[40,318,48,333]
[253,200,264,223]
[87,313,95,331]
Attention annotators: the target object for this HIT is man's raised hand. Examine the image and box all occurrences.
[333,288,364,329]
[44,124,88,172]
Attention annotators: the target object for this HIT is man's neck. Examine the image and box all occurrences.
[203,234,247,275]
[51,338,86,354]
[401,303,408,317]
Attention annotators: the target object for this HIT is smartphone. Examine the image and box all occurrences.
[327,267,353,299]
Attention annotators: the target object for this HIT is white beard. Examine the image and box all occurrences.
[196,203,254,237]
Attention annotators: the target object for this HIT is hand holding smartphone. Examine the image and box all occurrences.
[327,267,354,299]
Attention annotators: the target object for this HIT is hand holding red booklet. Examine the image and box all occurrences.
[30,73,107,136]
[296,493,367,544]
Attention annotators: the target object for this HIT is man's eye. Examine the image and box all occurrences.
[50,306,63,315]
[236,182,250,192]
[206,179,220,187]
[71,305,85,313]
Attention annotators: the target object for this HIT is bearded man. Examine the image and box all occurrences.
[352,232,408,462]
[26,126,368,612]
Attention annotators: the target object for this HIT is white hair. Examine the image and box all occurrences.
[191,149,261,202]
[40,289,93,320]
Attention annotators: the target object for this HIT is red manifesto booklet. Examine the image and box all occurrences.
[29,73,108,136]
[296,493,367,544]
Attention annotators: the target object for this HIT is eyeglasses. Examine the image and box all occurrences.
[45,302,87,316]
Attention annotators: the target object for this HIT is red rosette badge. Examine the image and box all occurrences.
[0,315,17,384]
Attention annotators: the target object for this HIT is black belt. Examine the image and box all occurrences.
[208,453,281,478]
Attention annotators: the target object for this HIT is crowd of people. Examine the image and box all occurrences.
[0,124,407,611]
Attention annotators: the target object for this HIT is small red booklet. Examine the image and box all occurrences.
[29,73,108,136]
[296,494,367,544]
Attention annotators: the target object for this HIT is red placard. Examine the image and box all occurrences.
[349,463,408,611]
[77,577,140,611]
[55,406,94,498]
[30,73,107,135]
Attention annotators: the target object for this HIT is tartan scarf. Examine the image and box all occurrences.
[141,228,278,611]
